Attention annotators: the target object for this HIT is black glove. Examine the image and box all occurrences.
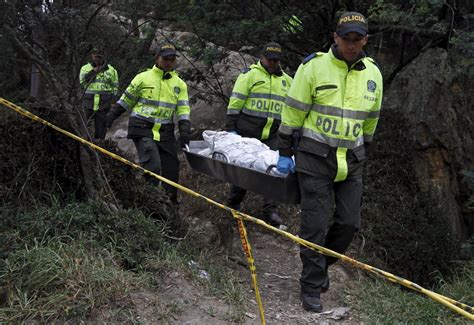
[105,114,115,128]
[84,70,96,83]
[178,119,191,150]
[179,136,190,149]
[106,103,125,128]
[225,114,238,132]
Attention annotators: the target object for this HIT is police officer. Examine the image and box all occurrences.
[79,47,119,139]
[226,42,293,227]
[277,12,383,312]
[106,44,191,204]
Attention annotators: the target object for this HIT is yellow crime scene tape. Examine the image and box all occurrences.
[1,97,473,324]
[233,211,266,323]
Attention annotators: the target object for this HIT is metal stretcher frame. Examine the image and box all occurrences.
[184,141,301,204]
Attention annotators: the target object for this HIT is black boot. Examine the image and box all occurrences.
[300,291,323,313]
[263,211,282,227]
[227,185,245,211]
[321,277,330,293]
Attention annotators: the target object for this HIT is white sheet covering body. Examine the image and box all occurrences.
[197,130,294,176]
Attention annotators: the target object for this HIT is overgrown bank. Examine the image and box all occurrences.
[0,202,247,323]
[0,108,247,322]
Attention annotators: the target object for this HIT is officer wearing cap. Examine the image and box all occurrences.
[79,47,119,139]
[225,42,293,227]
[106,43,191,205]
[277,12,383,312]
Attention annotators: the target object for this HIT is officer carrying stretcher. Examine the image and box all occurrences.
[277,12,383,312]
[225,42,293,227]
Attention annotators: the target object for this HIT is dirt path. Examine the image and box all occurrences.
[215,226,360,324]
[94,144,363,324]
[177,161,364,324]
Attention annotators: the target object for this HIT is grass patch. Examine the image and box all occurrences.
[196,250,247,322]
[0,237,149,323]
[350,261,474,324]
[0,201,248,322]
[0,202,170,269]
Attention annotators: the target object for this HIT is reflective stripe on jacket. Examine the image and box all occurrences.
[279,47,383,181]
[117,65,190,141]
[227,61,292,140]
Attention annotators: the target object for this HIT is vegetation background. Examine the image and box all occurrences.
[0,0,473,323]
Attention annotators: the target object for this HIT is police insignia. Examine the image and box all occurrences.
[282,80,287,87]
[367,80,376,92]
[174,86,180,94]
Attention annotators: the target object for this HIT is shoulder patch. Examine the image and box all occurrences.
[241,67,251,74]
[302,52,321,64]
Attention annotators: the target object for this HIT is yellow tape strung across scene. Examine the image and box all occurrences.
[1,97,473,322]
[233,211,265,324]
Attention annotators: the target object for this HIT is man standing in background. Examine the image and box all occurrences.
[79,47,119,139]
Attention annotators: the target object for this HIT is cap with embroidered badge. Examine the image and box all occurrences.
[336,12,368,36]
[262,42,282,60]
[157,43,179,57]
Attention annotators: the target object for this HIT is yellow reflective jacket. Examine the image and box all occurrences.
[278,46,383,181]
[226,61,292,140]
[79,63,119,95]
[80,63,119,112]
[116,65,190,141]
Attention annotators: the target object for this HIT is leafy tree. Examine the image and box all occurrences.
[367,0,474,79]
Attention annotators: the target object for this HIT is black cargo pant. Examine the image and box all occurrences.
[298,171,362,294]
[134,137,179,204]
[82,93,113,139]
[226,136,278,215]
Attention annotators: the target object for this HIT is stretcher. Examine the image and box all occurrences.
[184,141,301,204]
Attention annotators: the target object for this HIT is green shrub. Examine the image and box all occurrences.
[361,110,460,285]
[0,109,180,234]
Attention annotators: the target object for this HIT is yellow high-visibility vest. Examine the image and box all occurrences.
[280,48,383,181]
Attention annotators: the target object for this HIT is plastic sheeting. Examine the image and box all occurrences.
[197,130,292,176]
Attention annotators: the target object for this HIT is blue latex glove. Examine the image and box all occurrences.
[228,131,238,135]
[277,156,295,174]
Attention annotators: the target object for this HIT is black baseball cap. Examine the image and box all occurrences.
[262,42,282,60]
[336,12,368,36]
[90,47,103,56]
[157,43,178,57]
